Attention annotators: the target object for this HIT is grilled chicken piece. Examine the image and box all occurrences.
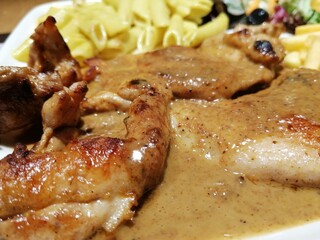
[28,16,81,87]
[0,16,82,140]
[0,67,62,138]
[0,80,171,239]
[220,68,320,187]
[32,81,88,152]
[223,27,285,67]
[83,25,284,103]
[171,68,320,187]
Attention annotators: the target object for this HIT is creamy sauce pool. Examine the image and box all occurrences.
[85,99,320,239]
[84,68,320,240]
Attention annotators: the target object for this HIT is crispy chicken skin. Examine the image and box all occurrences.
[0,16,82,139]
[0,80,171,239]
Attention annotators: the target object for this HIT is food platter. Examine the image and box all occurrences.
[0,1,320,239]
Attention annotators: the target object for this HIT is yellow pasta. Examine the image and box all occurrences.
[78,20,107,51]
[181,20,198,46]
[137,25,164,52]
[150,0,170,27]
[78,3,129,37]
[66,33,96,62]
[163,14,183,47]
[184,0,214,24]
[99,28,141,59]
[117,0,134,25]
[283,51,301,68]
[12,39,33,62]
[168,0,190,18]
[132,0,151,23]
[303,35,320,70]
[14,0,227,64]
[121,27,142,53]
[190,12,229,47]
[282,25,320,70]
[295,24,320,35]
[167,0,213,24]
[280,32,320,51]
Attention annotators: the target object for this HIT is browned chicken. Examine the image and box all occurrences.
[0,16,82,141]
[0,17,307,239]
[83,24,284,106]
[223,28,285,67]
[0,67,61,139]
[170,68,320,187]
[28,16,81,86]
[220,68,320,187]
[0,79,171,239]
[32,80,88,152]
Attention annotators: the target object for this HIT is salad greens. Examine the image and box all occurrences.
[281,0,320,24]
[205,0,320,32]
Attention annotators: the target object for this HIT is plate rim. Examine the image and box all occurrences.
[0,1,319,239]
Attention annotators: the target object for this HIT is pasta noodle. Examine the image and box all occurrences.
[150,0,170,27]
[132,0,152,24]
[13,0,229,64]
[12,39,32,62]
[182,20,198,46]
[184,0,214,23]
[117,0,134,25]
[67,34,95,62]
[78,20,108,51]
[163,14,183,47]
[166,0,213,23]
[190,12,229,47]
[137,25,164,52]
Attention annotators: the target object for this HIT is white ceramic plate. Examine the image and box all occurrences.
[0,1,319,239]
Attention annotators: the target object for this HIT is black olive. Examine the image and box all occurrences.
[247,8,269,25]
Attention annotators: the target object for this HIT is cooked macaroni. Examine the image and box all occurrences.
[13,0,229,63]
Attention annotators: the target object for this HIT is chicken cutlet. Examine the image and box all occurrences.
[105,68,320,240]
[170,68,320,187]
[0,16,172,239]
[0,79,171,239]
[1,14,318,240]
[83,24,284,105]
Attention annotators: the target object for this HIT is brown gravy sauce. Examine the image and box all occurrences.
[87,99,320,239]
